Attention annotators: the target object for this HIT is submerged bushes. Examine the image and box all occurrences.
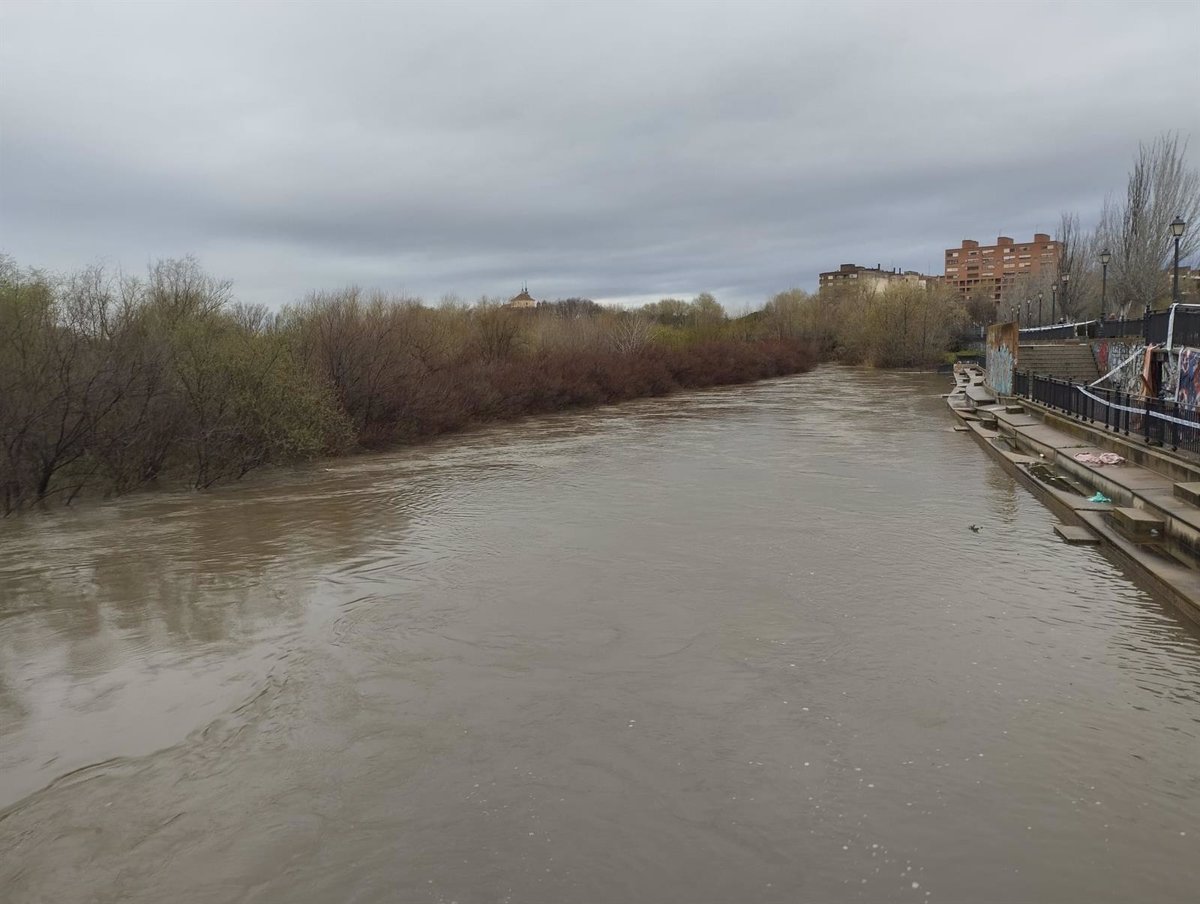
[0,257,816,514]
[0,257,351,513]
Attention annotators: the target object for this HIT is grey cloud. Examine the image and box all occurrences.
[2,0,1198,309]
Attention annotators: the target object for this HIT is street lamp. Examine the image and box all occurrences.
[1025,297,1031,323]
[1060,272,1070,317]
[1099,249,1111,320]
[1038,291,1044,326]
[1172,217,1188,303]
[1051,282,1058,324]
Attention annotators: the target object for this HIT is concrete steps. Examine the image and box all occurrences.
[1110,506,1165,543]
[1174,482,1200,506]
[1055,524,1100,545]
[1018,342,1099,383]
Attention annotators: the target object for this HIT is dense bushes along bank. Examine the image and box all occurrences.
[0,257,816,514]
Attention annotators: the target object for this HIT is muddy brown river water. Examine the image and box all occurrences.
[1,368,1198,903]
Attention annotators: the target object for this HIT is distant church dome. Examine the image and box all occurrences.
[506,285,537,309]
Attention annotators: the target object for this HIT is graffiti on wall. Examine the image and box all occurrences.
[1092,340,1145,395]
[1163,350,1180,400]
[985,322,1018,395]
[1176,348,1200,409]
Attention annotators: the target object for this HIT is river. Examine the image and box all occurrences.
[1,367,1198,903]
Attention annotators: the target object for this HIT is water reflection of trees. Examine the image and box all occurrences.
[0,470,407,736]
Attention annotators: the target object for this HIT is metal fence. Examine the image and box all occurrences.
[1018,324,1081,341]
[1013,370,1200,456]
[1017,308,1200,347]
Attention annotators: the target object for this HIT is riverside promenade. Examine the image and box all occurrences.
[947,365,1200,623]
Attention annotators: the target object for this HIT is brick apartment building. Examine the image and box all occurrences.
[818,263,935,294]
[945,234,1060,301]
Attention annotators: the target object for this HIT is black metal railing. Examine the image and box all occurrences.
[1095,318,1144,339]
[1017,308,1200,346]
[1015,370,1200,456]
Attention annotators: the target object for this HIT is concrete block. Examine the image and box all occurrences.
[1174,482,1200,507]
[1054,524,1101,545]
[1111,506,1164,540]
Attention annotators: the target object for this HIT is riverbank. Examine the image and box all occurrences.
[2,258,816,515]
[946,367,1200,623]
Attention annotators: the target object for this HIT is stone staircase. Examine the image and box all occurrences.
[1017,342,1099,383]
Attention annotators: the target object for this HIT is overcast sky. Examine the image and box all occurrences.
[2,0,1198,310]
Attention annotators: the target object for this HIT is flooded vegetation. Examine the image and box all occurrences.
[0,257,814,515]
[2,369,1199,903]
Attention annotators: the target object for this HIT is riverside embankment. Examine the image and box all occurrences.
[3,368,1200,904]
[948,366,1200,622]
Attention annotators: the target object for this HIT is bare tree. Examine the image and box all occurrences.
[1056,211,1102,320]
[606,313,654,354]
[1100,132,1200,315]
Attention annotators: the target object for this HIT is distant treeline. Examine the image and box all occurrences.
[761,282,970,369]
[0,257,816,514]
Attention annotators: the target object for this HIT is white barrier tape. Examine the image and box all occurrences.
[1090,345,1153,388]
[1075,386,1200,430]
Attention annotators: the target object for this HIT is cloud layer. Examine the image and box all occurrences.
[2,0,1198,308]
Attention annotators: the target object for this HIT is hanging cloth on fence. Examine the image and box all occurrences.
[1142,345,1158,398]
[1176,347,1200,408]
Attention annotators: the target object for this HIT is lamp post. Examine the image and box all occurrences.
[1172,217,1188,303]
[1037,291,1044,326]
[1051,282,1058,324]
[1060,273,1070,319]
[1099,248,1111,320]
[1025,298,1031,323]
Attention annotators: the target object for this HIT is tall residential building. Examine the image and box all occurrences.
[944,234,1060,301]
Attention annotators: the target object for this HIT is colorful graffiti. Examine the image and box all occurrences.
[1091,340,1145,395]
[1177,348,1200,409]
[985,322,1018,395]
[1163,350,1180,400]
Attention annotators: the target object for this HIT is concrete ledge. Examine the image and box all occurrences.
[1175,482,1200,506]
[1055,524,1100,545]
[950,394,1200,625]
[1019,399,1200,484]
[1111,506,1164,540]
[966,386,997,406]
